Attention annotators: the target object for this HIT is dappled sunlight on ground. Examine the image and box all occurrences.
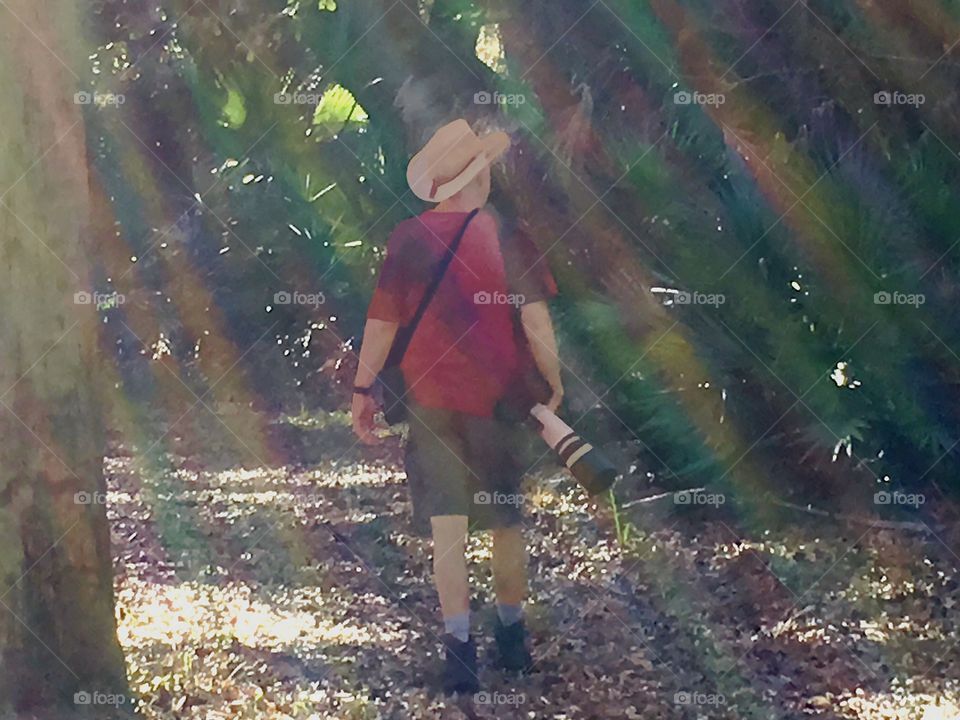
[769,612,951,645]
[106,419,960,719]
[118,580,409,650]
[837,686,960,720]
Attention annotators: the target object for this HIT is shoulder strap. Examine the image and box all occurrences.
[392,208,480,361]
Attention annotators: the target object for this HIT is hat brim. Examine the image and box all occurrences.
[409,130,511,203]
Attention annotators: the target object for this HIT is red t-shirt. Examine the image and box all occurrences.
[367,208,558,417]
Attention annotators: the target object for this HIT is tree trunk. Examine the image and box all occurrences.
[0,0,129,713]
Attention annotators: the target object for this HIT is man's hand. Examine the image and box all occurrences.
[520,301,563,415]
[351,392,383,445]
[546,384,564,414]
[351,318,398,445]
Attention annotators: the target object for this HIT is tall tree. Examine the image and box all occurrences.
[0,0,129,712]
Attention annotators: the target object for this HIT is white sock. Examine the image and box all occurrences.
[444,612,470,642]
[497,603,523,626]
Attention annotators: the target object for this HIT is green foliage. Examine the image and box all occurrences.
[220,83,247,128]
[311,83,368,140]
[87,0,960,503]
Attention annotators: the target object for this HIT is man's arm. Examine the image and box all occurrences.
[520,300,563,413]
[351,318,398,444]
[354,318,398,388]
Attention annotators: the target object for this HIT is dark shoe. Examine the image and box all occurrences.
[494,618,532,673]
[442,635,479,694]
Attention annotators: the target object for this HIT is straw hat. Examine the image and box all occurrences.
[406,119,510,203]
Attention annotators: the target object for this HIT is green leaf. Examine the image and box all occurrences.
[220,86,247,128]
[312,84,367,140]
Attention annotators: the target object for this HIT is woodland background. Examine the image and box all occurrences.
[85,0,960,510]
[3,0,960,718]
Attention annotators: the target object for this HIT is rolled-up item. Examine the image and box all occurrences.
[529,404,618,496]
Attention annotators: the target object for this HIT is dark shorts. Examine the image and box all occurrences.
[404,403,529,537]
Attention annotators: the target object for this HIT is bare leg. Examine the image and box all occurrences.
[431,515,470,620]
[432,515,480,690]
[491,524,528,606]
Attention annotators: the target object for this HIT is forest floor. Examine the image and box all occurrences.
[107,410,960,720]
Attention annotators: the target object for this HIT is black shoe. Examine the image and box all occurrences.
[494,617,533,673]
[442,635,479,694]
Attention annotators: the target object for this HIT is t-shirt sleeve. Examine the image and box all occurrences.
[503,223,558,305]
[367,225,420,325]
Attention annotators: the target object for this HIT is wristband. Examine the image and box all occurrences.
[353,384,374,396]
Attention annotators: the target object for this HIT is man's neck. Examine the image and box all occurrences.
[434,194,485,213]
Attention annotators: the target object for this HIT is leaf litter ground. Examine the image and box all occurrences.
[108,412,960,719]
